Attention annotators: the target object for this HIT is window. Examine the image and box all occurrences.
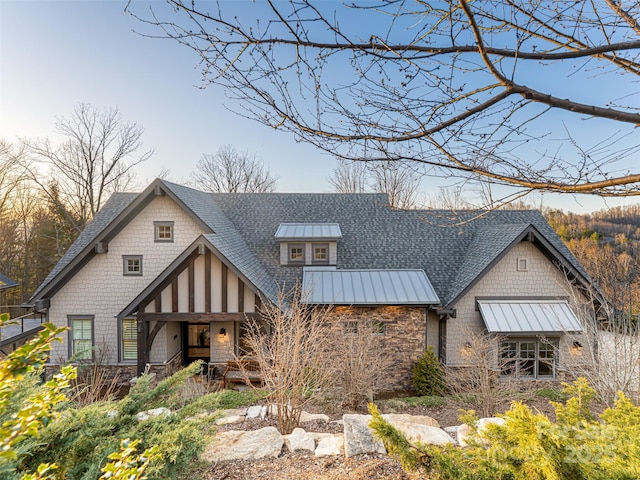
[371,320,386,336]
[288,244,305,263]
[500,339,558,378]
[69,316,93,361]
[123,255,143,276]
[312,243,329,265]
[154,221,174,242]
[121,318,137,362]
[344,321,358,336]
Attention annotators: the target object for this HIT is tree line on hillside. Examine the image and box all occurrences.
[546,207,640,318]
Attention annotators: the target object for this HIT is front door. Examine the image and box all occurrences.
[183,323,211,365]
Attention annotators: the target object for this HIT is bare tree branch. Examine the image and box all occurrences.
[127,0,640,198]
[22,103,153,231]
[190,144,278,193]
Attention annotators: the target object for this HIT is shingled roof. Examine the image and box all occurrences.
[32,180,593,309]
[210,193,591,306]
[30,192,138,300]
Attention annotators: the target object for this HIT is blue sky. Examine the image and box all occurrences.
[1,0,637,213]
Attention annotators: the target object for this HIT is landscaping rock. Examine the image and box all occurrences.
[246,405,262,419]
[315,433,344,457]
[457,417,506,447]
[136,407,171,421]
[215,414,245,426]
[224,408,248,417]
[382,413,440,429]
[342,414,386,457]
[300,411,330,423]
[284,428,316,452]
[391,421,454,446]
[202,426,284,462]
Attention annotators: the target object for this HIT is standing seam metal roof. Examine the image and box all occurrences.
[275,223,342,239]
[302,269,439,305]
[478,300,583,333]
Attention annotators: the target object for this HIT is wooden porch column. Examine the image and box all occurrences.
[137,315,168,375]
[137,318,149,375]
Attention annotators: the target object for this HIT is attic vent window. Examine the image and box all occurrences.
[517,257,528,272]
[123,255,143,276]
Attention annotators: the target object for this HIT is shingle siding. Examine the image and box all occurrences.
[47,196,206,362]
[447,241,587,366]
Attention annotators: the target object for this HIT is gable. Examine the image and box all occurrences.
[30,179,216,302]
[118,237,263,319]
[443,224,597,309]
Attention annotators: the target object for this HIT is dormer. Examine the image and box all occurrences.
[275,223,342,266]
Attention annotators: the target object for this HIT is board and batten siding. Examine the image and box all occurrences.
[47,196,206,364]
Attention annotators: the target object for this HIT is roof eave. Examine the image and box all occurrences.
[444,224,599,310]
[31,179,214,303]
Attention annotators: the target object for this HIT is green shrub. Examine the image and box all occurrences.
[370,377,640,480]
[17,364,219,480]
[412,347,445,396]
[536,387,568,402]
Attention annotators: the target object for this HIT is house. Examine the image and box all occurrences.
[30,179,600,390]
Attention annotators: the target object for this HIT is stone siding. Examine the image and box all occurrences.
[326,306,427,392]
[47,196,205,363]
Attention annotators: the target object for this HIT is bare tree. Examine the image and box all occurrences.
[369,161,423,210]
[0,141,28,214]
[445,329,534,417]
[329,159,422,208]
[190,145,278,193]
[562,267,640,406]
[23,103,153,231]
[327,318,395,409]
[129,1,640,201]
[327,160,368,194]
[239,286,333,434]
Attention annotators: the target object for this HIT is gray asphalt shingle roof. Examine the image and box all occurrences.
[0,273,18,290]
[33,180,591,309]
[30,192,138,300]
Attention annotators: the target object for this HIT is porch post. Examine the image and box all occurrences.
[137,318,149,375]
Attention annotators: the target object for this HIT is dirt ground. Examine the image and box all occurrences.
[195,395,564,480]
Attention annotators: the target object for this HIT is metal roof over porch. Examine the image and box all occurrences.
[302,268,439,305]
[477,300,583,334]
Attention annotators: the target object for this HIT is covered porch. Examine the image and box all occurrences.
[118,237,268,376]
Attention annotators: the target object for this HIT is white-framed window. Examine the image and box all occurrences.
[288,244,305,263]
[69,316,93,361]
[154,221,174,242]
[121,318,137,362]
[123,255,143,276]
[312,243,329,265]
[371,320,386,336]
[500,338,558,378]
[344,321,358,336]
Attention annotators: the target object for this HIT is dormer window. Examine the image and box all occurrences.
[289,244,305,263]
[312,244,329,265]
[276,223,342,266]
[154,221,174,242]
